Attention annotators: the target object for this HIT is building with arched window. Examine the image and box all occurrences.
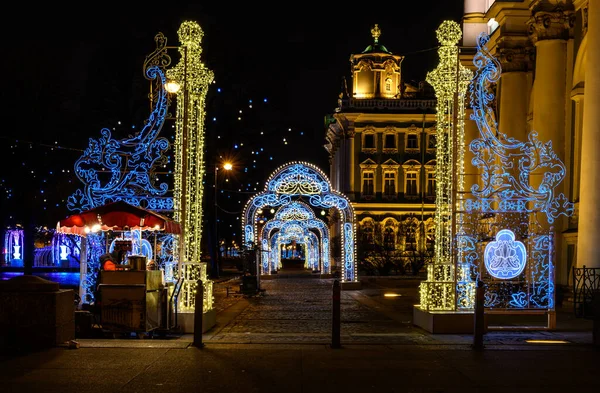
[324,24,437,263]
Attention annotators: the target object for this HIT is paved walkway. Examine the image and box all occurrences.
[195,271,594,347]
[2,270,599,392]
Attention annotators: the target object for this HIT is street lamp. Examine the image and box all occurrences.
[162,21,214,279]
[214,161,233,278]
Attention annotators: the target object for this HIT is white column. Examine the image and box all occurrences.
[464,0,485,13]
[463,0,488,47]
[499,70,531,192]
[532,39,567,160]
[529,7,573,282]
[577,0,600,268]
[499,72,529,139]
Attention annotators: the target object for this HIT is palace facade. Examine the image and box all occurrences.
[324,25,438,266]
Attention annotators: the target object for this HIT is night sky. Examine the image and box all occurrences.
[1,3,464,244]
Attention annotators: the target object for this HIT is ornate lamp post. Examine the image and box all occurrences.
[166,21,214,276]
[419,20,472,311]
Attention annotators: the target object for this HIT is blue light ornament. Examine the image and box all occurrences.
[484,229,527,279]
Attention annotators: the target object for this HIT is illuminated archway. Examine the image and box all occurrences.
[269,223,320,272]
[266,220,323,273]
[260,201,330,274]
[243,162,356,282]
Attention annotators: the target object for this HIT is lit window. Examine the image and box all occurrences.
[427,172,436,196]
[361,220,374,244]
[405,172,418,196]
[385,134,396,149]
[384,171,396,197]
[363,171,374,196]
[406,134,418,149]
[385,78,392,92]
[427,134,437,150]
[364,134,375,149]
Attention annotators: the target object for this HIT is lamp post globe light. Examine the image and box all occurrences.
[214,161,233,278]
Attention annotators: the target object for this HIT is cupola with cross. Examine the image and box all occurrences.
[350,24,404,99]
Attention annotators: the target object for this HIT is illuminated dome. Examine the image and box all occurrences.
[350,24,404,99]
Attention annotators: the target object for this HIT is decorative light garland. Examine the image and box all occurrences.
[167,21,214,268]
[178,262,213,312]
[419,20,472,311]
[263,219,324,272]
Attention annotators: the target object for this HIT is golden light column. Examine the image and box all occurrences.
[167,21,214,271]
[419,20,473,311]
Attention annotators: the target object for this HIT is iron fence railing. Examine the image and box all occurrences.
[573,265,600,318]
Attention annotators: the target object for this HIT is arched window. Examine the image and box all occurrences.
[383,227,395,250]
[361,219,375,244]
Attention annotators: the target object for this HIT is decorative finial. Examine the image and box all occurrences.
[435,20,462,47]
[371,24,381,44]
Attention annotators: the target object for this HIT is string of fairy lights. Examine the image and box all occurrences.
[1,34,469,233]
[419,20,472,311]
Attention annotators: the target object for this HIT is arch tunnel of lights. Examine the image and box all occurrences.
[260,201,331,274]
[243,162,356,282]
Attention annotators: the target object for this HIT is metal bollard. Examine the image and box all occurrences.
[593,290,600,349]
[193,279,204,348]
[473,279,485,351]
[331,279,341,349]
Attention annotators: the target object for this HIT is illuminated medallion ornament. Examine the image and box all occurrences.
[484,229,527,279]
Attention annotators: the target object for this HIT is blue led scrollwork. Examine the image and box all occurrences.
[268,164,330,195]
[322,237,330,273]
[468,33,574,224]
[67,64,171,213]
[261,238,269,273]
[484,291,500,308]
[83,233,105,304]
[344,222,355,282]
[461,32,573,313]
[508,292,528,308]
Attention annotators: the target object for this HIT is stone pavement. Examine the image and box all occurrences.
[198,271,595,347]
[1,270,599,392]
